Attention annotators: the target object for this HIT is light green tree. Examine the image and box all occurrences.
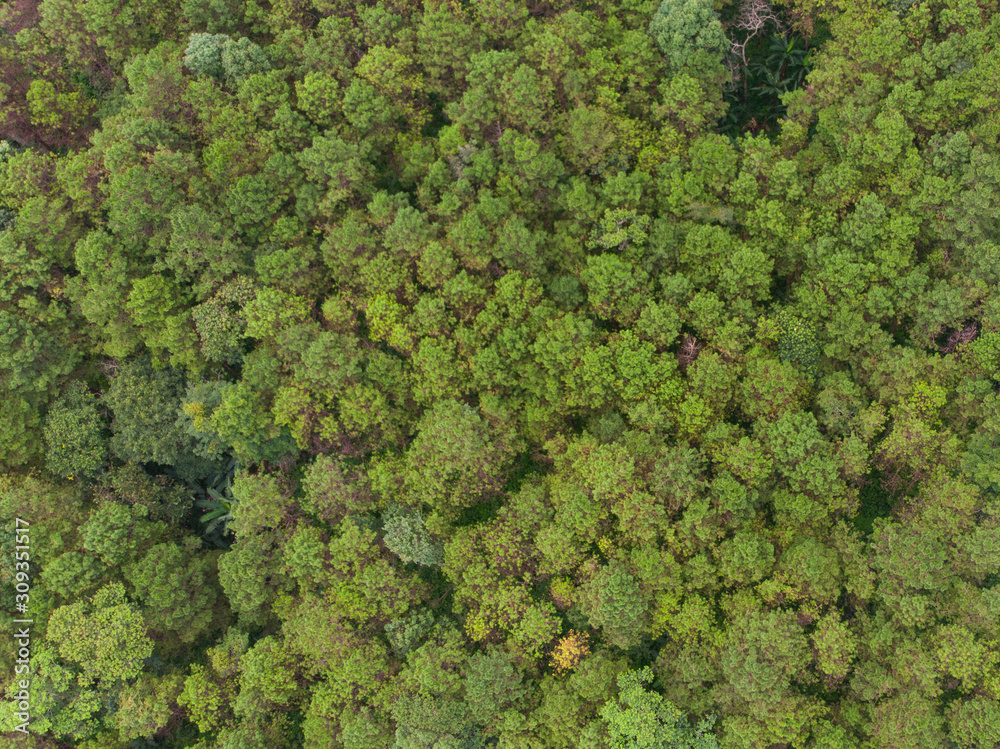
[382,504,444,566]
[46,582,154,685]
[600,667,720,748]
[648,0,729,74]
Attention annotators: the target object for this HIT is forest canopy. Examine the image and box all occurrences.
[2,0,1000,747]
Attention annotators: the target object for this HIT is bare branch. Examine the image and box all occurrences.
[728,0,785,67]
[940,321,979,355]
[676,335,703,373]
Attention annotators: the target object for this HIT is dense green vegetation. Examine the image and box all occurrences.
[2,0,1000,746]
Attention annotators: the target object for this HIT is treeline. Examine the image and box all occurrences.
[2,0,1000,747]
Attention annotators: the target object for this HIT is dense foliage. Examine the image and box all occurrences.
[2,0,1000,746]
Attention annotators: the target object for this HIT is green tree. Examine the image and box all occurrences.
[104,358,217,479]
[578,561,649,650]
[0,310,78,401]
[210,380,297,465]
[184,33,229,79]
[113,672,186,743]
[126,540,222,643]
[217,531,287,627]
[221,37,271,85]
[43,383,109,481]
[402,399,517,522]
[948,697,1000,749]
[66,229,140,359]
[100,461,191,524]
[0,395,42,469]
[385,610,436,659]
[81,502,165,567]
